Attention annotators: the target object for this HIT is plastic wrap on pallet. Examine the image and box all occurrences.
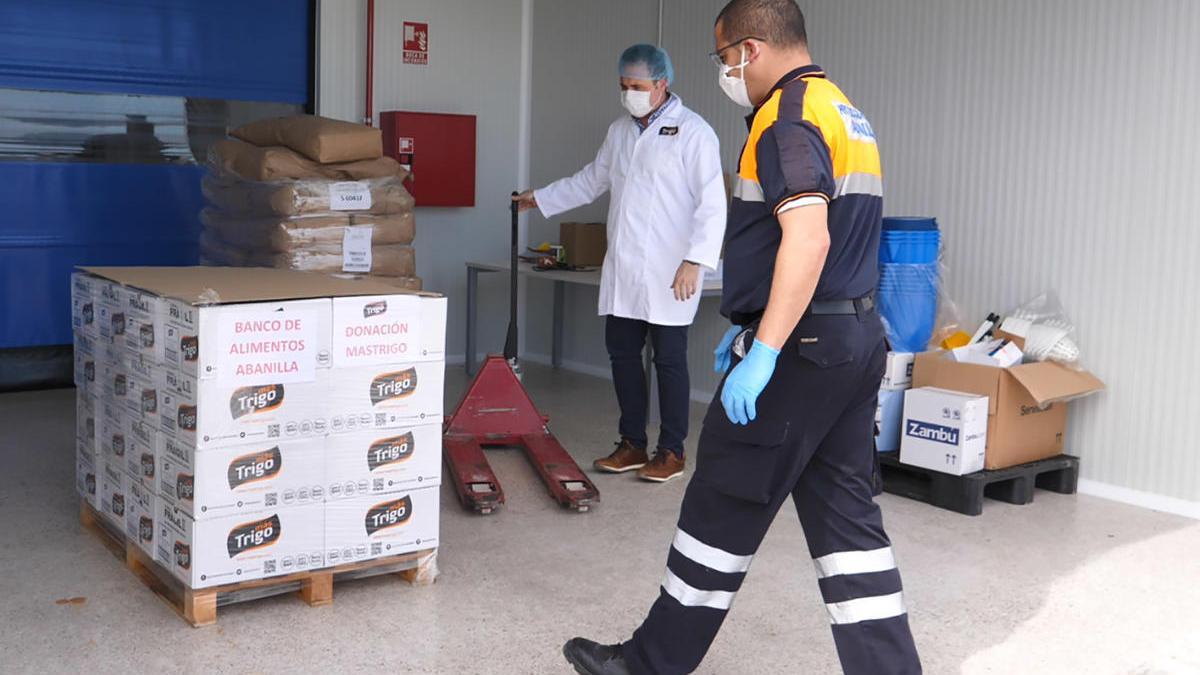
[200,209,415,252]
[208,138,409,183]
[202,173,415,218]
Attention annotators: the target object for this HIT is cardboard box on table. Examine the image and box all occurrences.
[911,351,1105,470]
[559,222,607,267]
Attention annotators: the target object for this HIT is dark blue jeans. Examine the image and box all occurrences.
[605,315,689,457]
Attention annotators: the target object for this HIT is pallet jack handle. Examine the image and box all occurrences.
[505,194,520,364]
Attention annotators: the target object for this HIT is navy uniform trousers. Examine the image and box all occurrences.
[624,307,922,675]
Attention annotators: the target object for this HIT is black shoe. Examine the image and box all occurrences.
[562,637,631,675]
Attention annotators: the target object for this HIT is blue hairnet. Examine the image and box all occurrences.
[618,44,674,85]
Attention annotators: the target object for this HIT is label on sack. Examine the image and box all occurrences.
[217,311,319,385]
[330,182,373,211]
[343,226,374,273]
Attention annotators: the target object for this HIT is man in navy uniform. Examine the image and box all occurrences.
[562,1,922,673]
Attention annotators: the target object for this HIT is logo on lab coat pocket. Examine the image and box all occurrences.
[659,126,679,136]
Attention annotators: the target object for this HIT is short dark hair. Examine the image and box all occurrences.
[716,0,808,49]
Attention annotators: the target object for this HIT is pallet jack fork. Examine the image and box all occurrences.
[442,197,599,515]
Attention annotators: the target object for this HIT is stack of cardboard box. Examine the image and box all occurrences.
[73,266,446,589]
[199,115,422,291]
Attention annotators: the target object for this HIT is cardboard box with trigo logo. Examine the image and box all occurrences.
[71,272,100,341]
[912,351,1105,470]
[159,434,326,520]
[76,437,99,510]
[124,415,160,490]
[156,502,325,589]
[325,425,442,500]
[328,363,445,433]
[324,486,439,566]
[100,459,130,531]
[121,285,166,363]
[126,480,159,559]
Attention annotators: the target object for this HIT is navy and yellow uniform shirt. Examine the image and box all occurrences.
[722,65,883,323]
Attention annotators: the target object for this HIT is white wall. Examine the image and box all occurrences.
[794,0,1200,509]
[318,0,527,362]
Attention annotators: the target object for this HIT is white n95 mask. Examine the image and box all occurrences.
[718,46,753,108]
[621,89,655,118]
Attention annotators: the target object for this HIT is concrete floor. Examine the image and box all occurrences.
[1,364,1199,675]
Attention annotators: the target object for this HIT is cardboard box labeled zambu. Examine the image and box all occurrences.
[912,351,1105,469]
[159,435,326,519]
[331,294,447,367]
[328,362,445,432]
[560,222,607,267]
[156,501,325,589]
[325,424,442,500]
[901,388,988,475]
[324,486,439,567]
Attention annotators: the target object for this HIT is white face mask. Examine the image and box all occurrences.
[621,89,656,118]
[718,46,753,108]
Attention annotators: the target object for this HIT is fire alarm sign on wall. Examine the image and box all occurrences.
[403,22,428,65]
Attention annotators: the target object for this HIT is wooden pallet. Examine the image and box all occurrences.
[877,453,1080,516]
[80,500,438,626]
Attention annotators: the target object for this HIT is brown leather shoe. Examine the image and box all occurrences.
[637,449,685,483]
[593,439,649,473]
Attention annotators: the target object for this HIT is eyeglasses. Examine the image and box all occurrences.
[709,36,766,66]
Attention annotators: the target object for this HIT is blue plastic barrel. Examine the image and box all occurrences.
[877,262,939,352]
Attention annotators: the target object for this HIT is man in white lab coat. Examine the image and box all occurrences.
[515,44,726,483]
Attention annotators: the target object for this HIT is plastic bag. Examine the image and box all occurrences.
[1004,291,1083,367]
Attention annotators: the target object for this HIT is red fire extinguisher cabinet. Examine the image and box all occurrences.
[379,111,477,207]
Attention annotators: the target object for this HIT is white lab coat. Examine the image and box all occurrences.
[535,96,726,327]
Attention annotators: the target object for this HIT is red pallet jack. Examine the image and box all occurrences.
[442,196,600,514]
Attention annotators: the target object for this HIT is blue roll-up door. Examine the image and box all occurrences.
[0,0,312,353]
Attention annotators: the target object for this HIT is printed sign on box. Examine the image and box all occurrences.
[216,308,320,385]
[403,21,429,65]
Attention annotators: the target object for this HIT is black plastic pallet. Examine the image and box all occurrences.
[877,452,1080,516]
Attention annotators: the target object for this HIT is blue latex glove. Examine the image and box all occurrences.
[721,339,781,425]
[713,325,741,373]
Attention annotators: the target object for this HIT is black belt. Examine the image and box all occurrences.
[809,295,875,316]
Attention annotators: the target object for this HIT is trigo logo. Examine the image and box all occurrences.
[174,541,192,570]
[368,432,415,471]
[82,302,94,325]
[369,369,418,406]
[230,385,285,420]
[139,516,154,544]
[227,446,283,490]
[112,433,126,457]
[226,514,281,558]
[85,473,96,496]
[363,300,388,319]
[177,404,198,432]
[114,374,127,398]
[140,453,155,479]
[111,493,125,517]
[176,473,195,502]
[112,312,126,336]
[364,495,413,536]
[139,323,155,348]
[141,388,157,414]
[84,360,95,382]
[180,336,199,362]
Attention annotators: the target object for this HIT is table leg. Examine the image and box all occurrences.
[552,281,564,369]
[466,267,478,376]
